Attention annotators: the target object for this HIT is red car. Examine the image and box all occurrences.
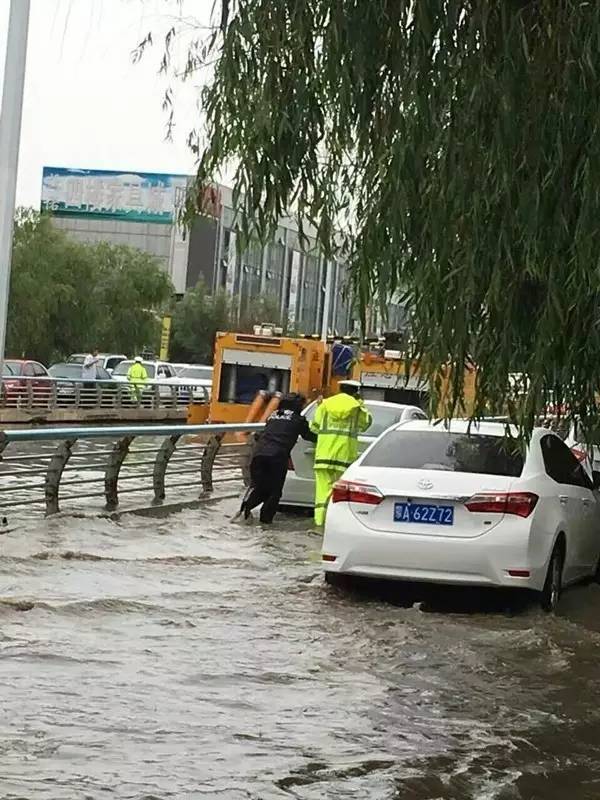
[1,359,51,407]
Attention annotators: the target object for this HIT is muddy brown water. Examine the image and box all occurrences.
[1,495,600,799]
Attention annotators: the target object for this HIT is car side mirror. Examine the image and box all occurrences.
[593,471,600,490]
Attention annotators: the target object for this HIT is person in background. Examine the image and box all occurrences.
[127,356,148,403]
[81,349,101,406]
[236,393,316,524]
[310,379,372,529]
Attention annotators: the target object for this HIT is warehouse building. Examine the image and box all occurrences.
[41,166,405,336]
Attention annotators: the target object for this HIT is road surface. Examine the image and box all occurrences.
[1,496,600,798]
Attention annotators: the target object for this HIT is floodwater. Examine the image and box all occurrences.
[1,496,600,799]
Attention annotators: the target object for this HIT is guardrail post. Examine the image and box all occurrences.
[104,435,135,511]
[116,382,125,409]
[48,380,57,410]
[45,438,77,515]
[200,434,223,493]
[242,432,260,487]
[153,434,182,504]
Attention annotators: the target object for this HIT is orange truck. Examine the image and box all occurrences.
[187,329,475,425]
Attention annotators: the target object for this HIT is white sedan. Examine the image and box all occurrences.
[322,420,600,611]
[280,401,428,507]
[175,364,213,402]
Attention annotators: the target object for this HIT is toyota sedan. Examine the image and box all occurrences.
[322,420,600,611]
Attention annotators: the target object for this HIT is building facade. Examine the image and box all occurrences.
[41,166,405,336]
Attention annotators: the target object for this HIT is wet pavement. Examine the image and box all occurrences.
[1,496,600,799]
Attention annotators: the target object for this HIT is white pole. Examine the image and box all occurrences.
[321,259,333,341]
[0,0,30,375]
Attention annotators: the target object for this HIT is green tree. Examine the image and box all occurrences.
[91,242,174,355]
[170,281,284,364]
[7,210,173,363]
[144,1,600,431]
[170,281,231,364]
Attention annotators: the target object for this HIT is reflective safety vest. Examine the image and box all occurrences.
[127,363,148,386]
[310,393,372,471]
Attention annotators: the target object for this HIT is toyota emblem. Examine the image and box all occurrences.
[417,478,433,490]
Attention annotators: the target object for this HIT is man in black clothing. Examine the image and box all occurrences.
[237,393,316,524]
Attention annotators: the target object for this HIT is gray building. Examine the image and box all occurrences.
[42,166,405,336]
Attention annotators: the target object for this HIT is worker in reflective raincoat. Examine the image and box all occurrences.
[310,379,372,528]
[127,356,148,403]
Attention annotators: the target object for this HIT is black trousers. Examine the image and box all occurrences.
[241,455,287,523]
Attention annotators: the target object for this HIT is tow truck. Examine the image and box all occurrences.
[187,326,476,424]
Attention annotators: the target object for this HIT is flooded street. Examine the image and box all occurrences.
[2,496,600,799]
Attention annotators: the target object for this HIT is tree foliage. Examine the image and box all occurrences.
[8,210,173,364]
[170,279,283,364]
[147,0,600,431]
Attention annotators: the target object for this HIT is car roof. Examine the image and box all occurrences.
[391,419,520,436]
[389,419,556,441]
[307,398,420,411]
[362,400,422,411]
[70,352,126,357]
[119,359,171,366]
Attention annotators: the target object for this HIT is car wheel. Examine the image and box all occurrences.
[540,544,563,613]
[325,572,347,588]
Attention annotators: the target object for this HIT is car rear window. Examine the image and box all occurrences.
[181,367,213,380]
[3,361,20,376]
[361,430,524,477]
[49,364,81,378]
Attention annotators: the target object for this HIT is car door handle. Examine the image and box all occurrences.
[583,498,592,507]
[559,495,569,505]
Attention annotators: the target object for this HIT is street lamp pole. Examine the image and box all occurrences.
[0,0,30,376]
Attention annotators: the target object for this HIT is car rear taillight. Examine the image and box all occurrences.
[331,480,383,505]
[287,456,294,471]
[465,492,538,518]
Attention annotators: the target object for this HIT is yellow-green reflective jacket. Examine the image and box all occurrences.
[310,393,372,471]
[127,363,148,386]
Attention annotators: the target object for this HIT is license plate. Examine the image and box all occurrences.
[394,502,454,526]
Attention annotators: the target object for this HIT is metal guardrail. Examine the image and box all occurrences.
[0,422,264,518]
[0,375,209,411]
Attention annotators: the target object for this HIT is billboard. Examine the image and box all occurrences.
[41,166,189,224]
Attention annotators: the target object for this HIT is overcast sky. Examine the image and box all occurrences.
[0,0,214,207]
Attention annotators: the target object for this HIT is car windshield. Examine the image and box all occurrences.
[113,361,156,378]
[180,367,212,380]
[304,401,409,437]
[49,364,82,379]
[362,430,524,477]
[3,361,21,376]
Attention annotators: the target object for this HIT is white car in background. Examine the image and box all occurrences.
[67,353,126,374]
[171,363,191,375]
[176,364,213,402]
[111,360,181,401]
[564,420,600,477]
[322,419,600,611]
[280,400,428,507]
